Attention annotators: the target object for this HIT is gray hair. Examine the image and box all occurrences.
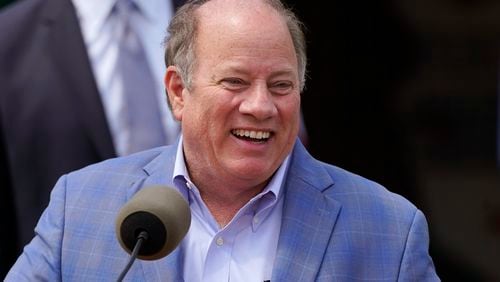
[164,0,307,92]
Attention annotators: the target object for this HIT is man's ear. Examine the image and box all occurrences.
[165,66,186,121]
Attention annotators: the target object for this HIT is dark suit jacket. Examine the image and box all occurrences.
[0,0,183,277]
[0,0,115,276]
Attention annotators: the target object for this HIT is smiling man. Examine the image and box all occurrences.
[6,0,439,281]
[165,0,302,229]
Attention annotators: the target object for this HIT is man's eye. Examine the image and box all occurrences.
[270,81,293,94]
[222,78,244,85]
[221,78,247,90]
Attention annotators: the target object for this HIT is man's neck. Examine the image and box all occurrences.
[195,179,268,227]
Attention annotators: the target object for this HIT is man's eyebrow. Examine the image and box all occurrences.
[208,62,297,83]
[268,69,297,78]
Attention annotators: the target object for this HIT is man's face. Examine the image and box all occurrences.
[172,0,301,190]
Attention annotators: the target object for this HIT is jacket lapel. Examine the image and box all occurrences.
[127,144,185,281]
[41,0,115,159]
[272,141,342,281]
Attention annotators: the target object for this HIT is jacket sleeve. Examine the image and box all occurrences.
[398,209,441,281]
[4,175,67,282]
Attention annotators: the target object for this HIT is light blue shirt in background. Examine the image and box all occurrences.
[72,0,180,155]
[172,137,290,282]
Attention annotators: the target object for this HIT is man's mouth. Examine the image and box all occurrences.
[231,129,272,142]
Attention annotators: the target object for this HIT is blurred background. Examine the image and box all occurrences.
[286,0,500,280]
[1,0,499,280]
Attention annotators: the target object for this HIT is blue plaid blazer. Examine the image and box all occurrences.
[6,140,439,281]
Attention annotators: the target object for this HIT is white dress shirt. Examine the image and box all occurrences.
[72,0,179,156]
[172,136,290,282]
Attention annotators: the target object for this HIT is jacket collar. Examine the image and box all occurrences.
[125,142,183,281]
[272,140,342,281]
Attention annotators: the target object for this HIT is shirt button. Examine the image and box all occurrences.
[216,237,224,246]
[253,217,259,224]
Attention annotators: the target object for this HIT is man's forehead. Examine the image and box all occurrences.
[198,0,267,11]
[196,0,279,25]
[195,0,287,42]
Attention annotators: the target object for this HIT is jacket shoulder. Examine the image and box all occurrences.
[66,146,168,181]
[0,0,46,44]
[317,159,418,220]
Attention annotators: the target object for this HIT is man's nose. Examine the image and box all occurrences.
[238,85,278,120]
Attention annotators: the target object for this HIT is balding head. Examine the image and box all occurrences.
[164,0,306,95]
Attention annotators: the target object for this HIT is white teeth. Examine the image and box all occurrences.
[232,129,271,140]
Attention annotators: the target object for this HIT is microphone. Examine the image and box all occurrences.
[115,185,191,280]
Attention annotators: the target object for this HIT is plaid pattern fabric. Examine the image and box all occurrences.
[272,144,439,281]
[6,141,439,281]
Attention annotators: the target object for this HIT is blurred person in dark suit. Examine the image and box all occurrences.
[0,0,185,277]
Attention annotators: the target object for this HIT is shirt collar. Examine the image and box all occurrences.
[133,0,164,22]
[172,135,190,200]
[71,0,165,43]
[72,0,115,43]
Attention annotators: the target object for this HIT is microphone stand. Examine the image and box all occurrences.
[116,231,149,282]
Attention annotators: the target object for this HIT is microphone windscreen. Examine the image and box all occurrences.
[115,185,191,260]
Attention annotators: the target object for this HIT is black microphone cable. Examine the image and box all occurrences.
[116,231,149,282]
